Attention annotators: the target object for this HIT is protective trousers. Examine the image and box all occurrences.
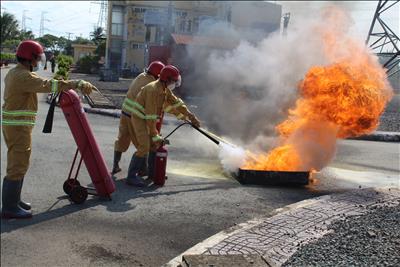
[131,115,157,157]
[114,114,138,152]
[2,126,33,181]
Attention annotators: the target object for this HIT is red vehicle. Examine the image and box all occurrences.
[55,90,115,203]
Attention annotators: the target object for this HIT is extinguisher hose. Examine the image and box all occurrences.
[164,121,221,145]
[43,92,60,133]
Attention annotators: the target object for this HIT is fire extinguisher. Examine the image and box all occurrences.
[153,143,168,186]
[153,112,167,186]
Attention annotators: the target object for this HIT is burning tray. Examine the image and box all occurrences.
[235,169,310,186]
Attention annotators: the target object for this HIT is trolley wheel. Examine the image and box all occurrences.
[69,186,88,204]
[63,179,81,195]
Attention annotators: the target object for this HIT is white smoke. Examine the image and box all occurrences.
[218,143,246,174]
[175,4,372,173]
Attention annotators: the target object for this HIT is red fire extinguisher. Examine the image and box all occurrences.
[152,112,167,186]
[153,144,168,186]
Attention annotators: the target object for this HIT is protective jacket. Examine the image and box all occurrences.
[129,79,192,155]
[2,64,81,180]
[114,72,155,152]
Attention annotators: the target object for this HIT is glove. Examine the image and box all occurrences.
[78,80,98,95]
[151,134,164,148]
[188,113,201,128]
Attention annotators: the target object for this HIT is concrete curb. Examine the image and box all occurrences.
[349,131,400,142]
[164,187,400,267]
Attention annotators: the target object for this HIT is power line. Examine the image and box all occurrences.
[91,0,108,29]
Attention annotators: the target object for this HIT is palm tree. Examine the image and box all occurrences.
[1,12,20,43]
[90,27,105,45]
[19,30,35,40]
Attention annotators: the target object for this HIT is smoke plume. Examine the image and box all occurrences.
[178,4,392,173]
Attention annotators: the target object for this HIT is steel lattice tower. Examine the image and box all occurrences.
[366,0,400,77]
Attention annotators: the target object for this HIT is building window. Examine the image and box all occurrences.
[132,43,144,49]
[111,6,124,36]
[134,7,146,13]
[187,20,192,33]
[179,20,186,33]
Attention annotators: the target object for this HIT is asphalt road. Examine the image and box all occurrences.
[1,65,399,267]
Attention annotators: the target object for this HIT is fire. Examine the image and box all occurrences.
[243,31,393,172]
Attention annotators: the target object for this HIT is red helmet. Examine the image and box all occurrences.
[16,40,44,61]
[146,61,165,77]
[160,65,180,82]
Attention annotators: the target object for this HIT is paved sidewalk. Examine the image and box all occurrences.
[165,187,400,267]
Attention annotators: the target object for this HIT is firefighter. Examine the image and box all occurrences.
[112,61,165,175]
[1,40,97,219]
[124,65,201,187]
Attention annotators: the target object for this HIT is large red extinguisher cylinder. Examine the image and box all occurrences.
[153,145,168,186]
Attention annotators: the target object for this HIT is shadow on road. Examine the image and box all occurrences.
[1,178,239,234]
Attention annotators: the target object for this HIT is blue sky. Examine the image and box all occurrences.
[1,1,102,39]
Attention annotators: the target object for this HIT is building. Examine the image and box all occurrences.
[106,1,282,71]
[71,43,97,63]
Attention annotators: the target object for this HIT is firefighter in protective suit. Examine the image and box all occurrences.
[112,61,165,175]
[1,40,97,219]
[124,65,201,187]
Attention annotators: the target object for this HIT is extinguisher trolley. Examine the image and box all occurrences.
[59,90,115,204]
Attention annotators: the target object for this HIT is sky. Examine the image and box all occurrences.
[1,1,102,39]
[1,1,398,40]
[277,1,399,40]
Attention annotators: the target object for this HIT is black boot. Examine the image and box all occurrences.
[147,151,156,182]
[126,155,146,187]
[1,178,32,219]
[138,154,148,178]
[18,178,31,210]
[112,151,122,174]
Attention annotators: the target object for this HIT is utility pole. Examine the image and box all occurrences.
[39,11,51,37]
[366,0,399,78]
[282,12,290,37]
[66,32,73,40]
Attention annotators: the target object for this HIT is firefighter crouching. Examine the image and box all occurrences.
[123,65,201,187]
[1,40,97,219]
[112,61,165,175]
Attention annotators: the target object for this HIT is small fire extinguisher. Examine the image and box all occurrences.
[153,144,168,186]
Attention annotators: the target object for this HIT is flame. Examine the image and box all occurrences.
[242,8,393,171]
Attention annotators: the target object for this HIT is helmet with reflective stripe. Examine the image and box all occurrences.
[146,61,165,77]
[160,65,180,82]
[16,40,44,61]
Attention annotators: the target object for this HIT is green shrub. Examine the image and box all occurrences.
[54,67,69,80]
[54,54,73,80]
[76,55,98,74]
[0,53,16,62]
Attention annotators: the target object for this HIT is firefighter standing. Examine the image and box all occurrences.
[123,65,200,187]
[1,40,97,219]
[112,61,165,175]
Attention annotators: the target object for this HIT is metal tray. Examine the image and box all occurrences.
[235,169,310,186]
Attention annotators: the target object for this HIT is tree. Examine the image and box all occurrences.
[1,12,20,42]
[57,36,70,54]
[95,39,106,57]
[90,27,105,45]
[73,36,92,45]
[36,34,59,52]
[19,30,35,40]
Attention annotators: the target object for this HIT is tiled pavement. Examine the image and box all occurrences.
[167,187,400,267]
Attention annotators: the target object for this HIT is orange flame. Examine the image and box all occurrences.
[242,8,393,171]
